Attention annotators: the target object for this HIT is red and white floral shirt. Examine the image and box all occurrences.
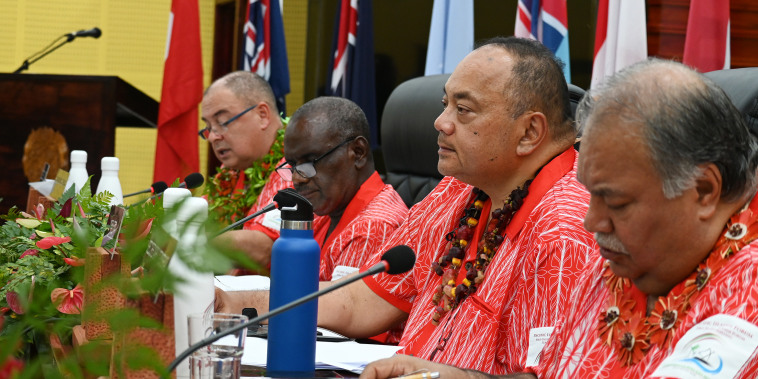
[245,162,408,281]
[533,206,758,378]
[361,148,597,374]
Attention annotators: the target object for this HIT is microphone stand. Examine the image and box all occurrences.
[13,34,75,74]
[214,203,276,236]
[163,261,388,377]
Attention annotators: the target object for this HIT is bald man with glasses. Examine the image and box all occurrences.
[201,71,285,224]
[219,96,408,283]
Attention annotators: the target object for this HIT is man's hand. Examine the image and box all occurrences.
[359,355,481,379]
[214,288,270,315]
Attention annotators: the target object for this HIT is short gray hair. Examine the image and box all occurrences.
[291,96,370,141]
[578,59,758,202]
[208,71,279,115]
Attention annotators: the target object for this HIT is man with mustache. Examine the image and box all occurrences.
[360,60,758,378]
[217,37,598,373]
[226,96,408,281]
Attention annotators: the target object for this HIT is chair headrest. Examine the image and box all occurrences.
[704,67,758,136]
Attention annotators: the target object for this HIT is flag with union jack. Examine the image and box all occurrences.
[242,0,290,113]
[515,0,571,82]
[325,0,378,147]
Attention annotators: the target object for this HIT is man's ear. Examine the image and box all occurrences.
[350,136,370,169]
[515,111,548,156]
[256,102,272,130]
[694,163,723,220]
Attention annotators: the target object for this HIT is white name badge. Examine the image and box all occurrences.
[652,314,758,378]
[526,326,555,367]
[331,265,359,281]
[261,208,282,231]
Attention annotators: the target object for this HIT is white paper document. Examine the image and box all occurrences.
[214,275,270,292]
[242,330,403,374]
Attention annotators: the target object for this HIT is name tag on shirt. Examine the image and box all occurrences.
[331,265,359,281]
[652,314,758,379]
[526,326,555,367]
[261,208,282,231]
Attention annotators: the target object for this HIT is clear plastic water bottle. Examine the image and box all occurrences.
[267,189,320,377]
[64,150,89,193]
[95,157,123,206]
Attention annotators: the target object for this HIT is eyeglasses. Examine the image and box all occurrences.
[198,104,257,140]
[275,136,358,181]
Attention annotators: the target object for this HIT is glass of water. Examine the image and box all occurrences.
[188,313,248,379]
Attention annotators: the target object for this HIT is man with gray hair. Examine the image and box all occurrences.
[359,59,758,378]
[201,71,285,224]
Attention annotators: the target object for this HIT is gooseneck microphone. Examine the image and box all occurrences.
[123,181,168,198]
[164,245,416,376]
[179,172,204,189]
[67,27,102,39]
[214,203,276,236]
[13,27,102,74]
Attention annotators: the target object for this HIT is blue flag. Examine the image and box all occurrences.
[325,0,378,148]
[242,0,290,114]
[424,0,474,75]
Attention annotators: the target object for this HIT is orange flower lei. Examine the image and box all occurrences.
[597,206,758,366]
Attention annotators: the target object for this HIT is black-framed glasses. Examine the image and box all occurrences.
[198,104,258,140]
[275,136,359,181]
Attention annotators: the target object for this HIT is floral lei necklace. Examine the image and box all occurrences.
[429,180,532,326]
[597,205,758,366]
[205,125,286,226]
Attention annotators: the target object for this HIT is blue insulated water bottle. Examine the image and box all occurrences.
[266,189,321,377]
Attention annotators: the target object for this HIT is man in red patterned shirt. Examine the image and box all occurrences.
[218,37,597,372]
[219,96,408,281]
[360,61,758,378]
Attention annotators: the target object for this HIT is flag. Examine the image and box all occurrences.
[424,0,474,75]
[242,0,291,113]
[590,0,647,88]
[683,0,730,72]
[154,0,203,185]
[515,0,571,82]
[325,0,378,148]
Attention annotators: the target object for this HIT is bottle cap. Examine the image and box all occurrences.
[163,188,191,210]
[273,188,314,222]
[101,157,119,171]
[70,150,87,163]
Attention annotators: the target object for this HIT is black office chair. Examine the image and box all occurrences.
[380,74,586,208]
[705,67,758,136]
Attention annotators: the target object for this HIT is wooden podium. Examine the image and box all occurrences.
[0,74,158,213]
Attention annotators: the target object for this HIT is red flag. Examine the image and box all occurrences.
[683,0,730,72]
[153,0,203,184]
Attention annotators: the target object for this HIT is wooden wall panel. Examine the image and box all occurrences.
[648,0,758,68]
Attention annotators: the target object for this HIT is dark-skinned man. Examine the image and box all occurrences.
[217,37,598,374]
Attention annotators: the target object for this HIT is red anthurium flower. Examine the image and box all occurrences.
[6,291,24,314]
[63,257,85,267]
[36,236,71,250]
[59,198,73,218]
[19,249,39,259]
[35,203,45,220]
[0,356,24,378]
[51,284,83,314]
[134,218,155,240]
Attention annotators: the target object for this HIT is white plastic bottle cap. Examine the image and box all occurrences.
[70,150,87,163]
[101,157,119,171]
[163,188,192,210]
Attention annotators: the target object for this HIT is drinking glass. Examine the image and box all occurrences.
[187,312,248,379]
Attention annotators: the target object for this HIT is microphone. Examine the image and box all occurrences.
[123,181,168,198]
[214,203,276,236]
[179,172,204,189]
[164,245,416,376]
[67,27,102,39]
